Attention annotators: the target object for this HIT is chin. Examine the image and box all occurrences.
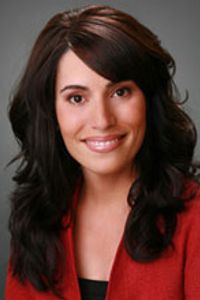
[81,160,133,178]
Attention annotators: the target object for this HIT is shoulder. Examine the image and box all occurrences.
[181,178,200,217]
[5,262,33,300]
[5,261,57,300]
[178,179,200,297]
[176,178,200,242]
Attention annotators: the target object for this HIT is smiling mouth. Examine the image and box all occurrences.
[83,135,126,153]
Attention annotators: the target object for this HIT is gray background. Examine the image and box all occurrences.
[0,0,199,297]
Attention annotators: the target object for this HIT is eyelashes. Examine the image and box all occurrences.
[67,94,84,104]
[65,86,133,105]
[112,87,132,98]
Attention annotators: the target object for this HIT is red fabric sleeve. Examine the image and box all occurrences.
[5,262,34,300]
[184,194,200,299]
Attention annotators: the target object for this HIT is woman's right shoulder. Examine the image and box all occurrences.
[5,261,59,300]
[5,261,34,300]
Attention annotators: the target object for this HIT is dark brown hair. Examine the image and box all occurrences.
[8,4,198,297]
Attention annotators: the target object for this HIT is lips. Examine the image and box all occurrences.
[82,135,125,153]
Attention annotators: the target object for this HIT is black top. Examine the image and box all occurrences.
[78,278,108,300]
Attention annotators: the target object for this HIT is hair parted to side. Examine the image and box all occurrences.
[8,4,199,297]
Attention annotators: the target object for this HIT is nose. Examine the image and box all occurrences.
[90,99,116,130]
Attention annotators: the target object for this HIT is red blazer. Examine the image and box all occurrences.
[5,181,200,299]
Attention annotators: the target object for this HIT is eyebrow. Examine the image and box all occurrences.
[59,82,119,94]
[60,85,88,93]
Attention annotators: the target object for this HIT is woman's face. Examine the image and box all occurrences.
[55,50,146,178]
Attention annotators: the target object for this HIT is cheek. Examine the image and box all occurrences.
[56,106,72,137]
[119,101,146,131]
[56,105,84,140]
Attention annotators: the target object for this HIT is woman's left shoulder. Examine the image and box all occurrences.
[182,178,200,207]
[178,178,200,227]
[179,179,200,298]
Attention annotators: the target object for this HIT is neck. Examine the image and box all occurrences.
[80,168,136,209]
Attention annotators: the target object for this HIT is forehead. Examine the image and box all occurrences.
[56,50,111,89]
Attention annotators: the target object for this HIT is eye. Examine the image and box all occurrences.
[113,87,131,98]
[67,94,85,104]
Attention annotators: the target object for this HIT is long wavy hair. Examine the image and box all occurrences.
[8,4,199,297]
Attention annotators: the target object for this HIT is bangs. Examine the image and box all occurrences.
[67,20,169,97]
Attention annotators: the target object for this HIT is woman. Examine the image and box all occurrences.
[5,4,200,300]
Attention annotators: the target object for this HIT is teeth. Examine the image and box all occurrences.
[87,138,119,148]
